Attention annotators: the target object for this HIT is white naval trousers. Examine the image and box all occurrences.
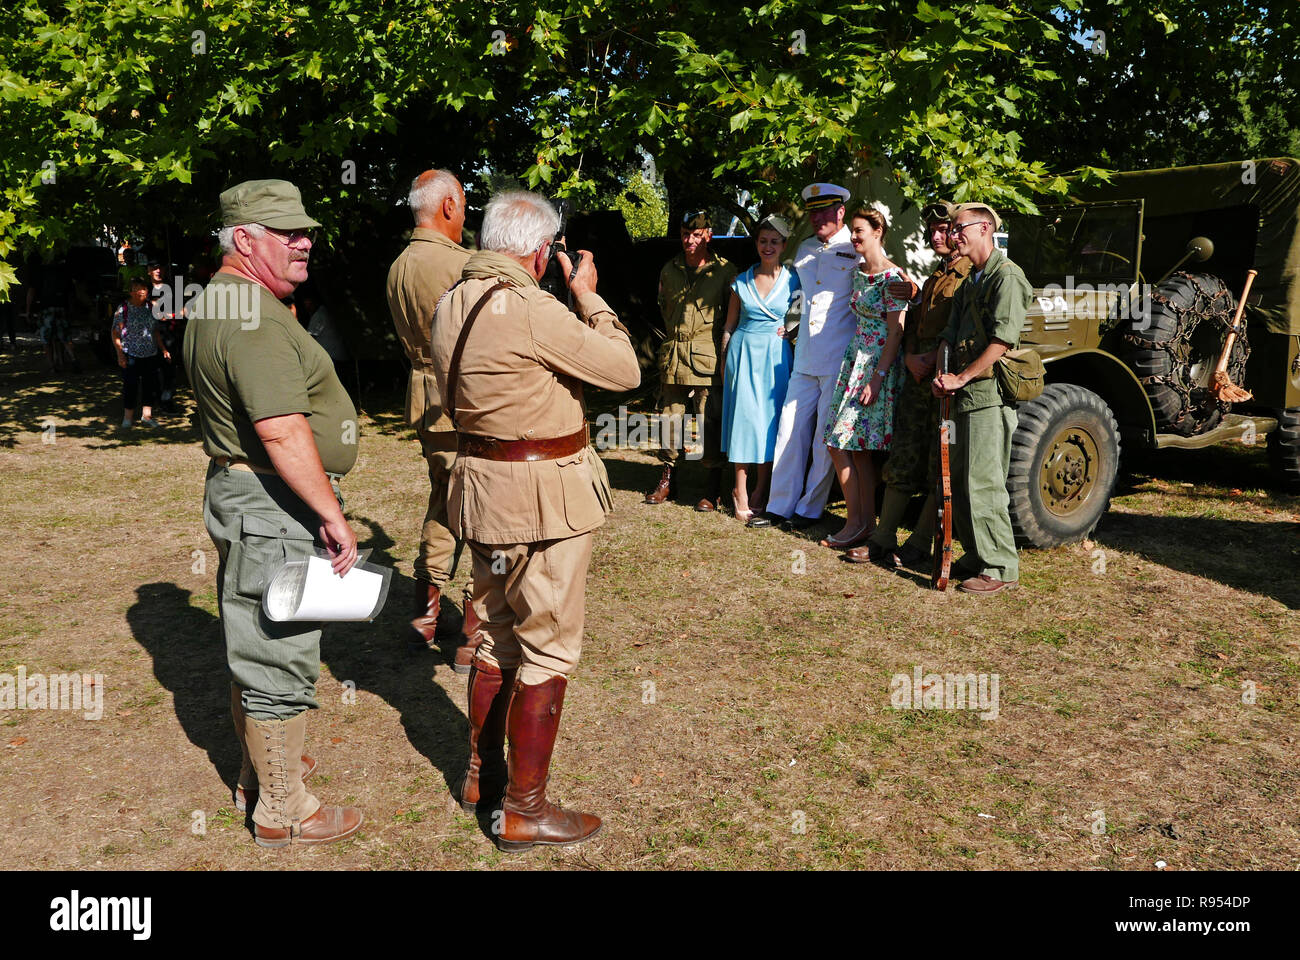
[767,370,838,520]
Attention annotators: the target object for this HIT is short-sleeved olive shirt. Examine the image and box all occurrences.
[940,247,1032,413]
[183,272,358,475]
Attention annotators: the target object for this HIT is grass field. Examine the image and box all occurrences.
[1,347,1297,870]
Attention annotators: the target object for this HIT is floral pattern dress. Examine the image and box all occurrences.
[823,266,909,450]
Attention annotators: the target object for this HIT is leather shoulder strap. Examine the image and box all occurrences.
[445,280,510,430]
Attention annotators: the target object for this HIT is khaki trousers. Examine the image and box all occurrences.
[467,533,593,685]
[416,426,458,587]
[654,382,723,468]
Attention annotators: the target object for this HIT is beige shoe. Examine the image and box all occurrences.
[245,712,362,848]
[230,685,317,812]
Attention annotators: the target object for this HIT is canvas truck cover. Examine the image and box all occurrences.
[1065,158,1300,336]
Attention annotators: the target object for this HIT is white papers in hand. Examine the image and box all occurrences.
[262,554,391,622]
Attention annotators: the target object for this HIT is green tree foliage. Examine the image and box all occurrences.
[5,0,1295,379]
[605,169,668,241]
[1020,2,1300,171]
[0,2,1098,280]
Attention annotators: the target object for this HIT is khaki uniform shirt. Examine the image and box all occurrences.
[905,255,972,355]
[656,250,736,386]
[940,248,1032,413]
[386,227,471,433]
[183,272,358,476]
[431,250,641,544]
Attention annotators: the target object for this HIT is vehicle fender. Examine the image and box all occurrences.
[1040,346,1158,450]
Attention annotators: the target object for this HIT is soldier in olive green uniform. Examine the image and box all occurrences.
[386,169,475,664]
[643,211,737,511]
[849,202,971,568]
[933,202,1032,594]
[185,179,363,845]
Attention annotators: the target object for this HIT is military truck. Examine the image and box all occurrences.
[1002,158,1300,548]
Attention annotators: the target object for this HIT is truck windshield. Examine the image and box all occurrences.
[1007,201,1142,288]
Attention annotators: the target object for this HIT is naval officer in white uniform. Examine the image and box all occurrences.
[760,183,859,529]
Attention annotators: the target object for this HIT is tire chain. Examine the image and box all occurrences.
[1122,271,1249,433]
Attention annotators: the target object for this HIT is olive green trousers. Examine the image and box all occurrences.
[204,461,338,720]
[951,404,1020,582]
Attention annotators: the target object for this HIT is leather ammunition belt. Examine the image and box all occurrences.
[457,424,588,462]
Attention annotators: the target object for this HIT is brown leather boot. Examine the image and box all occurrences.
[452,586,485,675]
[496,676,602,852]
[453,658,518,812]
[407,581,463,650]
[643,464,676,504]
[695,467,724,511]
[231,684,317,812]
[248,712,363,848]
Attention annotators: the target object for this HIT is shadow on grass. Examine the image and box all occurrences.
[1098,511,1300,610]
[0,348,198,449]
[126,522,474,835]
[319,517,471,806]
[126,583,240,794]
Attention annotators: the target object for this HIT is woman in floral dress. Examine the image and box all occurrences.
[820,208,910,548]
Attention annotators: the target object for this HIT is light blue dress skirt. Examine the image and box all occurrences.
[721,266,799,463]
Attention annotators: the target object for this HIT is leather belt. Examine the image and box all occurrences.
[457,425,588,462]
[212,457,344,483]
[213,456,276,476]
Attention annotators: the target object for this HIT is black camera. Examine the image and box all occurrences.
[538,198,572,302]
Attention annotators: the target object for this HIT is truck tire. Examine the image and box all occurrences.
[1007,383,1121,548]
[1268,406,1300,493]
[1122,271,1247,436]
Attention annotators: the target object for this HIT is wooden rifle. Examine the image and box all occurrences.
[932,344,953,591]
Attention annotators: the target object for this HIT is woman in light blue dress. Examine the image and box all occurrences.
[721,216,801,524]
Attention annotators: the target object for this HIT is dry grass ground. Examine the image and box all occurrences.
[1,347,1297,871]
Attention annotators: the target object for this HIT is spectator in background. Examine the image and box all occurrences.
[719,215,800,525]
[35,255,80,374]
[294,281,350,375]
[112,276,169,428]
[149,261,183,412]
[117,247,146,292]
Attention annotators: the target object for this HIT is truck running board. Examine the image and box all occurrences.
[1155,414,1278,449]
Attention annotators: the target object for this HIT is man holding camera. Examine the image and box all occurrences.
[431,191,640,850]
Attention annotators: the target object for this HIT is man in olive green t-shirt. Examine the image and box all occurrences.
[934,202,1032,595]
[183,178,364,848]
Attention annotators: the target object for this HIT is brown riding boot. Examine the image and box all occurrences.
[231,684,316,813]
[247,712,362,848]
[496,676,602,852]
[695,467,724,512]
[408,581,464,650]
[452,586,485,675]
[643,464,677,504]
[453,658,518,812]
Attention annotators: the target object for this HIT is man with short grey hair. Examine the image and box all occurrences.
[386,169,475,665]
[432,190,640,851]
[185,178,364,847]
